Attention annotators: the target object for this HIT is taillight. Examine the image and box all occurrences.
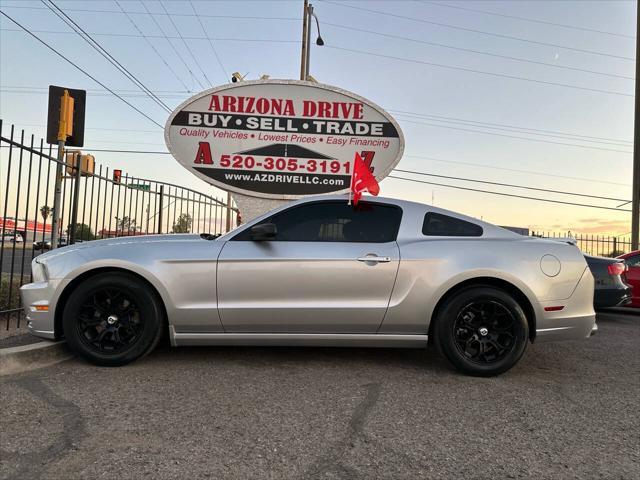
[607,263,625,276]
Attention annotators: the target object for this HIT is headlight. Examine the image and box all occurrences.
[31,260,48,282]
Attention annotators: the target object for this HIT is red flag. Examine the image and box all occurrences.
[350,152,380,205]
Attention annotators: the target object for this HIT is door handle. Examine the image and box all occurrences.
[357,256,391,263]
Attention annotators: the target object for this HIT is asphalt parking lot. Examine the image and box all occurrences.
[1,311,638,480]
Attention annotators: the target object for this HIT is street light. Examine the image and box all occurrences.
[300,1,323,80]
[311,7,324,46]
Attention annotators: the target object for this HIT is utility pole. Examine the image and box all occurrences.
[299,1,323,81]
[305,4,313,80]
[632,0,640,250]
[299,0,309,80]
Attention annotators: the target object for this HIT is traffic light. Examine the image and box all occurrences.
[113,169,122,183]
[65,152,95,176]
[46,85,86,147]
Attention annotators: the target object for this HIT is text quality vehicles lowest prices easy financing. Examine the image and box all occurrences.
[21,196,597,376]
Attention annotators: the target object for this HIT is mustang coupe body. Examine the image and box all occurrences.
[21,196,596,376]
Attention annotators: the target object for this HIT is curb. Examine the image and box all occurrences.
[0,340,74,376]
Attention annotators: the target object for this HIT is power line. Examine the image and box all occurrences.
[9,122,161,133]
[0,11,163,128]
[424,1,635,39]
[189,0,228,81]
[0,4,300,22]
[158,0,212,87]
[322,1,636,61]
[42,0,172,113]
[25,21,629,99]
[0,87,190,100]
[23,145,626,198]
[0,27,302,43]
[390,110,633,146]
[395,112,631,148]
[3,84,630,146]
[139,0,205,91]
[396,116,632,154]
[387,175,632,212]
[394,169,629,202]
[326,45,634,98]
[114,0,192,92]
[323,22,634,81]
[403,154,631,187]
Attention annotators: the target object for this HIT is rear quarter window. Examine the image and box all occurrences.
[422,212,483,237]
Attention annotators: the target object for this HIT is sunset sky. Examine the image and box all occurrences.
[0,0,636,236]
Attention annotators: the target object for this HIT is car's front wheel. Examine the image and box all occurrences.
[63,272,164,366]
[433,286,529,376]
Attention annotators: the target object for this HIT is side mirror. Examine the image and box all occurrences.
[250,223,277,241]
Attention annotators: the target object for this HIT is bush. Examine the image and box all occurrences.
[0,276,24,313]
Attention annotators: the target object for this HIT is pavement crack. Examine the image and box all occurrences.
[1,377,86,480]
[304,382,381,480]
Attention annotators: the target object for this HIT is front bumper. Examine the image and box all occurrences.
[19,280,63,340]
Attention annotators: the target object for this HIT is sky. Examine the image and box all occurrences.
[0,0,636,236]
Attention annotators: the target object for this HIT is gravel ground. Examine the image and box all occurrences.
[1,312,638,480]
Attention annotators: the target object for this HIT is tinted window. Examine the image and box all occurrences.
[233,201,402,242]
[625,255,640,267]
[422,212,483,237]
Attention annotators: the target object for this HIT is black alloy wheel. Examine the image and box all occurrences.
[63,272,164,366]
[434,286,529,376]
[452,300,517,364]
[75,288,143,354]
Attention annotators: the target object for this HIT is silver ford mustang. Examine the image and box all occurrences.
[21,196,596,376]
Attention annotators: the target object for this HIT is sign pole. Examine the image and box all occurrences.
[50,89,75,248]
[50,140,64,248]
[299,0,309,80]
[69,152,82,245]
[225,192,232,232]
[631,0,639,251]
[157,185,164,234]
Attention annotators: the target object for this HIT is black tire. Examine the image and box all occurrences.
[63,272,164,366]
[433,286,529,377]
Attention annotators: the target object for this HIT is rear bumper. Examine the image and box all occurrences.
[594,286,632,309]
[536,267,597,342]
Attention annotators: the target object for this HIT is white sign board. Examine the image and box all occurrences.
[165,80,404,199]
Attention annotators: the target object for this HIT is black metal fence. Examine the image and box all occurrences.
[1,120,238,330]
[531,231,632,257]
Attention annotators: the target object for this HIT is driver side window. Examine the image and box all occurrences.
[232,201,402,243]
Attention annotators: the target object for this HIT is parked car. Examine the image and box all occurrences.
[33,236,67,250]
[617,250,639,307]
[585,255,632,309]
[20,196,597,376]
[2,232,23,243]
[33,239,52,250]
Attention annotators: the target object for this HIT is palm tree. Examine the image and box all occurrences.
[40,205,51,222]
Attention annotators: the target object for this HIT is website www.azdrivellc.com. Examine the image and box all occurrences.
[224,172,347,187]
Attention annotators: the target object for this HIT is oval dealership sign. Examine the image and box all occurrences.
[165,80,404,199]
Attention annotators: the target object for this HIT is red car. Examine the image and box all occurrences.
[617,250,640,307]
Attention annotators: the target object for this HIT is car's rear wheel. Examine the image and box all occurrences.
[62,272,164,366]
[433,286,529,377]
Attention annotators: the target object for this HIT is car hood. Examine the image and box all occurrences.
[36,234,202,262]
